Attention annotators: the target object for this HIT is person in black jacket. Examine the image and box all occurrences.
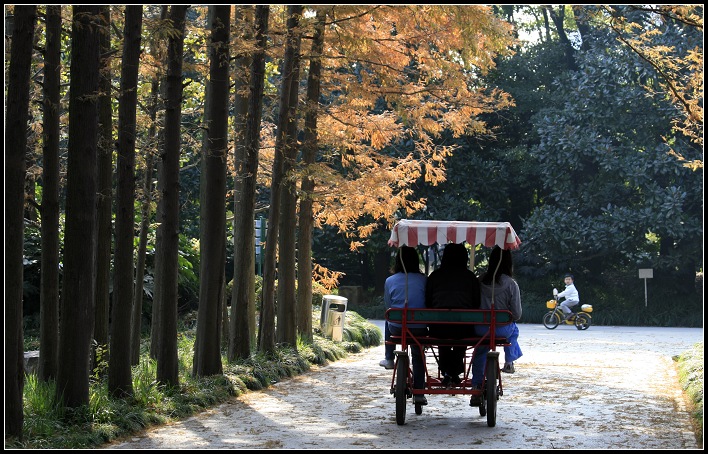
[425,242,481,387]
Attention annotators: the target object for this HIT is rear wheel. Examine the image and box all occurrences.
[575,313,591,330]
[485,355,498,427]
[543,311,560,329]
[395,354,409,425]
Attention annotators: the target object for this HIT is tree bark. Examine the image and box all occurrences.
[544,5,578,71]
[194,5,230,377]
[259,5,301,354]
[229,5,264,361]
[149,5,170,361]
[56,5,101,408]
[131,77,159,365]
[276,5,304,348]
[154,5,188,387]
[39,4,62,382]
[5,4,37,439]
[296,9,326,344]
[135,6,168,365]
[94,4,113,378]
[109,4,143,397]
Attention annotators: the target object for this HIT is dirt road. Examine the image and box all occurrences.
[105,323,701,449]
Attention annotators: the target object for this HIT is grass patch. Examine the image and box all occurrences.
[8,310,382,449]
[674,341,703,448]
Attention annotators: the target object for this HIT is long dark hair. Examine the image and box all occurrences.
[393,246,422,274]
[481,245,513,285]
[440,243,468,269]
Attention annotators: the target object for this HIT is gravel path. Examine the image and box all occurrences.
[105,323,702,450]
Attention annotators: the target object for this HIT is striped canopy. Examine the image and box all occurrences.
[387,219,522,250]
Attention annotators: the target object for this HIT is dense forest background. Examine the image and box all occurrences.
[5,5,702,438]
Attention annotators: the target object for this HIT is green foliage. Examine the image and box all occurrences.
[91,342,109,382]
[675,342,703,447]
[342,310,384,347]
[518,17,702,292]
[21,374,66,443]
[12,311,380,449]
[254,274,263,310]
[311,280,327,306]
[347,294,387,320]
[175,234,200,311]
[20,224,49,317]
[132,357,162,408]
[320,7,703,330]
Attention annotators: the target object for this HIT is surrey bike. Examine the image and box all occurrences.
[542,288,592,330]
[385,219,522,428]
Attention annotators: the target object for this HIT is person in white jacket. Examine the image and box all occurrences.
[556,273,580,320]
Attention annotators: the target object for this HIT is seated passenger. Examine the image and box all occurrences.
[425,243,481,387]
[470,246,523,405]
[384,246,429,405]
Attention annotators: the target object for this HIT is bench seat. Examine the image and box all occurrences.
[385,307,513,324]
[385,308,513,348]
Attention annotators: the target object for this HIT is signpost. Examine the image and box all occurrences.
[638,268,653,307]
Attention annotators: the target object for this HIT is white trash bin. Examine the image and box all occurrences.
[319,295,348,340]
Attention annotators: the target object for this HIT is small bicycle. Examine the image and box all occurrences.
[542,288,592,330]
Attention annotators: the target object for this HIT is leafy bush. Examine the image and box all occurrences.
[675,342,703,447]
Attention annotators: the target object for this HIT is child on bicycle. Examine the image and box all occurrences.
[557,273,580,320]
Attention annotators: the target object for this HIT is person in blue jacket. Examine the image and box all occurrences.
[381,246,429,405]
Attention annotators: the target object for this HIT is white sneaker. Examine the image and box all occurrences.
[379,359,394,370]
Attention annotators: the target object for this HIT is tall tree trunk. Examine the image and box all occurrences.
[296,9,326,344]
[544,5,578,71]
[94,4,113,376]
[135,7,167,365]
[221,271,229,349]
[39,4,62,382]
[230,5,269,360]
[259,5,300,354]
[276,5,304,348]
[5,4,37,439]
[193,28,212,371]
[149,5,170,361]
[131,77,159,365]
[571,5,592,51]
[154,5,188,387]
[194,5,230,377]
[56,5,101,408]
[109,4,143,397]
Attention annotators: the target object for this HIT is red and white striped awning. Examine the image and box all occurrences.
[387,219,522,250]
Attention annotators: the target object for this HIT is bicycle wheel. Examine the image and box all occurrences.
[485,354,498,427]
[395,354,409,425]
[543,311,560,329]
[575,313,591,330]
